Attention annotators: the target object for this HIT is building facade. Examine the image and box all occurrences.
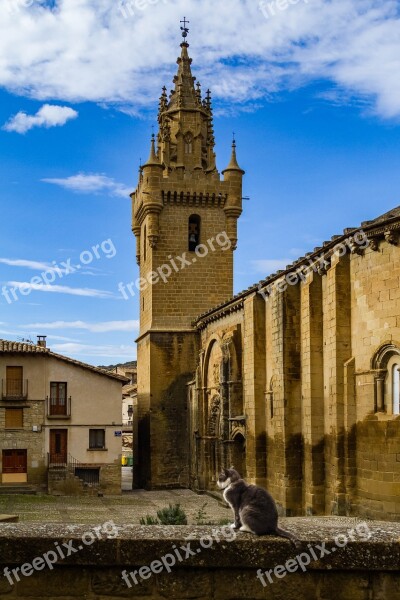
[189,209,400,521]
[132,31,400,520]
[0,338,127,493]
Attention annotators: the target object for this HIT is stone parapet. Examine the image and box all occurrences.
[0,518,399,599]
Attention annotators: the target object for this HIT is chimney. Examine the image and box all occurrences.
[37,335,47,348]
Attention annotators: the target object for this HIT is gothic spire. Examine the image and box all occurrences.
[223,138,244,174]
[143,133,160,167]
[168,25,198,110]
[153,21,220,174]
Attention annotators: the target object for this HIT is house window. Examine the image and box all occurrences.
[89,429,106,449]
[5,408,23,429]
[188,214,201,252]
[50,382,67,415]
[5,366,23,398]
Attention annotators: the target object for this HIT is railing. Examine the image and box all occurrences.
[46,396,71,418]
[48,453,100,487]
[1,379,28,400]
[74,467,100,486]
[48,452,68,467]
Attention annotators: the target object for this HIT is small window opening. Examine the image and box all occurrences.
[188,214,201,252]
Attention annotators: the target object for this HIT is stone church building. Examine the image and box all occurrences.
[132,31,400,521]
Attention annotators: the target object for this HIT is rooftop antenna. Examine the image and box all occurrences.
[17,336,34,345]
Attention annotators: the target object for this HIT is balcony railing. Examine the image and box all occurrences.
[1,379,28,400]
[46,396,71,418]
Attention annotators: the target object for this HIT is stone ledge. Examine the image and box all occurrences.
[0,515,18,523]
[0,517,399,569]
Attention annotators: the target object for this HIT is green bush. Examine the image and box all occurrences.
[139,515,159,525]
[139,504,187,525]
[156,503,188,525]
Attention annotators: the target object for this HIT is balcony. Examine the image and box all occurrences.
[46,396,71,419]
[1,379,28,400]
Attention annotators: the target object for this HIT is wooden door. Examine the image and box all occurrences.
[49,430,68,464]
[6,366,23,397]
[2,449,27,473]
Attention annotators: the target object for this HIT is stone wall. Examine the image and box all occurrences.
[137,331,198,489]
[0,520,399,599]
[0,398,46,486]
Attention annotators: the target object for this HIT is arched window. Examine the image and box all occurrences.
[188,214,200,252]
[143,225,147,262]
[372,344,400,414]
[184,133,193,154]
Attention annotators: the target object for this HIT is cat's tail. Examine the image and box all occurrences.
[275,526,301,549]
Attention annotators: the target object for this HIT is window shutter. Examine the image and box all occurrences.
[5,408,23,428]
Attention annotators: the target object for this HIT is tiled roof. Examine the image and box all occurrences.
[122,384,137,396]
[0,340,48,354]
[0,339,129,383]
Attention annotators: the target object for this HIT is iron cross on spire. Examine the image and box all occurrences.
[180,17,189,39]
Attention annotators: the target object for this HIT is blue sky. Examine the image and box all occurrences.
[0,0,400,364]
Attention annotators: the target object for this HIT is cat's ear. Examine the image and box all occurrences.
[230,465,234,470]
[223,468,230,476]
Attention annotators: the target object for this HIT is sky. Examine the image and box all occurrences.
[0,0,400,365]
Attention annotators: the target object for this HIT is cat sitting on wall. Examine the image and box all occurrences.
[217,467,301,548]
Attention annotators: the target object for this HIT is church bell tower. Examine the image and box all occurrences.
[132,21,244,488]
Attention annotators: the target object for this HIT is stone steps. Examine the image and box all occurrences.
[48,468,100,496]
[0,485,37,495]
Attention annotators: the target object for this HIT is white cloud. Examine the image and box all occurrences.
[252,259,293,274]
[3,104,78,133]
[0,1,399,118]
[21,320,139,332]
[0,329,20,337]
[8,281,115,298]
[51,342,136,359]
[0,258,51,270]
[43,334,80,342]
[41,173,131,198]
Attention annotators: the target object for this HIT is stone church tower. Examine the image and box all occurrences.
[131,25,244,488]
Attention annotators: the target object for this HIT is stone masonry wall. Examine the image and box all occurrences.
[140,204,233,333]
[0,399,46,486]
[195,226,400,520]
[137,331,199,489]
